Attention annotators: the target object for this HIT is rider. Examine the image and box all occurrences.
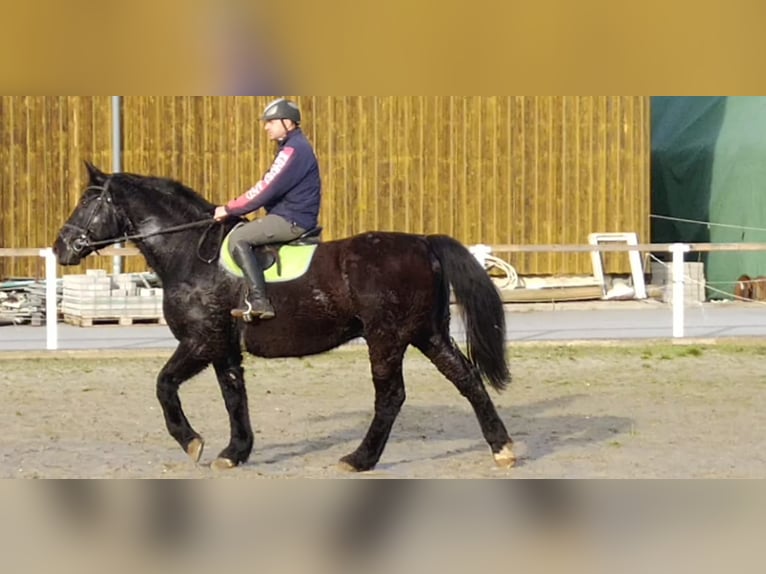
[214,98,322,321]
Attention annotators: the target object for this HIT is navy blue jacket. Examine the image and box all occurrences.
[226,129,321,231]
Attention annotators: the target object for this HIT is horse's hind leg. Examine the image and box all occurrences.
[340,341,407,473]
[156,343,210,463]
[211,355,254,470]
[415,333,516,468]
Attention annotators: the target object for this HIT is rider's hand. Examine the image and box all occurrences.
[214,206,229,222]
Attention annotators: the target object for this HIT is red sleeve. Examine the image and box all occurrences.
[225,147,297,216]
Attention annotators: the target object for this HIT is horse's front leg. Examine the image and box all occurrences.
[211,356,254,470]
[156,343,210,464]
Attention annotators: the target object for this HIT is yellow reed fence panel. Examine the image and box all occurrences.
[0,96,112,278]
[1,96,649,279]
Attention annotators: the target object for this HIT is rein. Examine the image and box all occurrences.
[82,219,217,249]
[66,182,226,265]
[85,220,224,265]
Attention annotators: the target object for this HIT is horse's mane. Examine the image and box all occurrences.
[113,172,216,221]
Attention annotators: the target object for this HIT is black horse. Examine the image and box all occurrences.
[53,162,516,472]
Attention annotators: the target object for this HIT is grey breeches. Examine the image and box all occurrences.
[227,214,306,256]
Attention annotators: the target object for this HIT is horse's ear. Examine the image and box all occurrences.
[84,161,107,185]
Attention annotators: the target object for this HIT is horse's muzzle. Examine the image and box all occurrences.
[52,236,84,266]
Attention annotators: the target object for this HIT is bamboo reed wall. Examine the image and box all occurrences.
[1,96,650,279]
[0,96,113,278]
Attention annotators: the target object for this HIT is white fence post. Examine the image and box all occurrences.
[40,248,58,351]
[670,243,690,339]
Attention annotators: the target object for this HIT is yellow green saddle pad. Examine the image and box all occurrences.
[220,230,318,284]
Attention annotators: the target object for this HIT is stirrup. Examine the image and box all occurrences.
[231,300,255,322]
[231,300,275,322]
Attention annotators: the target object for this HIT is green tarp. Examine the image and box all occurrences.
[652,96,766,299]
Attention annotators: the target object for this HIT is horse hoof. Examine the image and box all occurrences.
[211,458,237,471]
[187,438,205,464]
[338,455,377,473]
[338,461,361,473]
[338,454,371,473]
[494,444,517,469]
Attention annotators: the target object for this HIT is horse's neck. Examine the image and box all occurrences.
[125,207,208,286]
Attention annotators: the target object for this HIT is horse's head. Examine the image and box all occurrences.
[54,162,126,265]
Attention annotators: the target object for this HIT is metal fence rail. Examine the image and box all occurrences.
[3,242,766,350]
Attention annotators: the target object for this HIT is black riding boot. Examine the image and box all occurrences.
[231,244,275,321]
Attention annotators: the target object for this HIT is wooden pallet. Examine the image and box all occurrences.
[63,314,167,327]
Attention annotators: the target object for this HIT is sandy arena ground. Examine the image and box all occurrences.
[2,342,766,478]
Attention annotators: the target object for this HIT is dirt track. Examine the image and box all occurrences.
[2,342,765,478]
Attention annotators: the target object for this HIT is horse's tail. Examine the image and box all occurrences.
[427,235,510,392]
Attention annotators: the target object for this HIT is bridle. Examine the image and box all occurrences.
[63,180,224,264]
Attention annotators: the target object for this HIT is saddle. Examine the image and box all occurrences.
[253,227,323,277]
[220,226,322,282]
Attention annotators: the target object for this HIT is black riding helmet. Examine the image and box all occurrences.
[261,98,301,125]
